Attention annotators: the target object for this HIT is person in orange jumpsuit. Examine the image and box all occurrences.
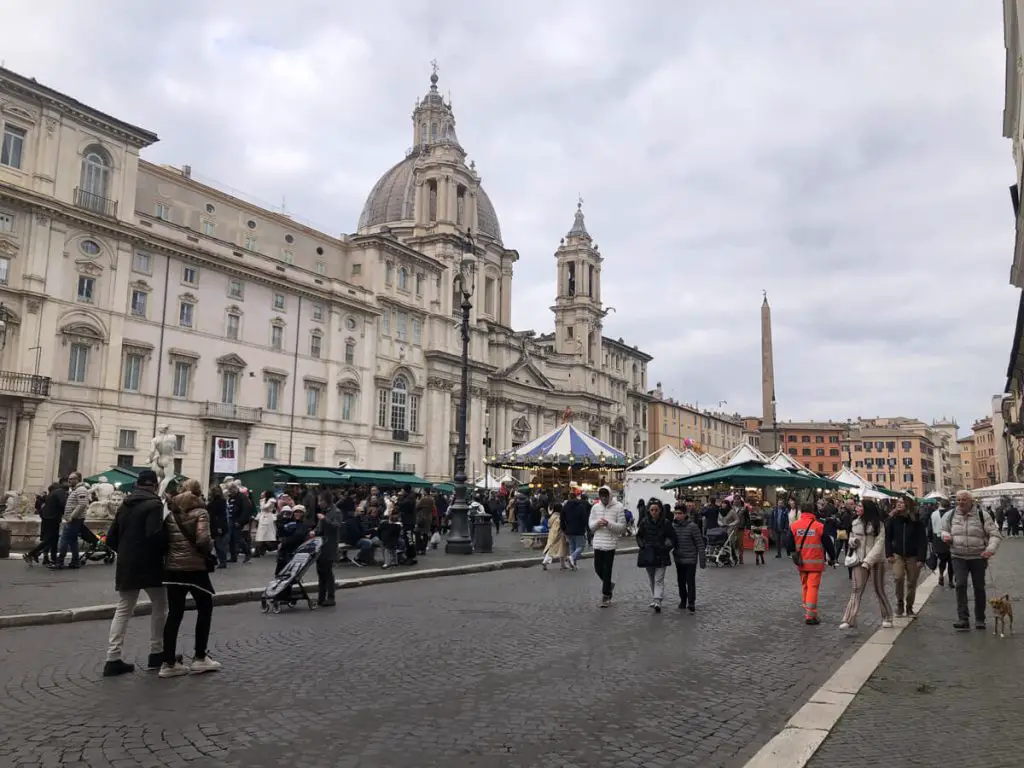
[789,502,836,625]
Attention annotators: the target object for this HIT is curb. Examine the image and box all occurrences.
[741,569,940,768]
[0,546,639,630]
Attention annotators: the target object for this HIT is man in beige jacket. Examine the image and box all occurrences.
[941,490,1001,631]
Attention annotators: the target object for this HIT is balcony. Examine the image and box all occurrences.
[198,402,263,423]
[393,463,416,473]
[392,429,410,442]
[0,371,51,398]
[73,187,118,218]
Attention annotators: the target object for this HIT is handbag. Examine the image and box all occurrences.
[173,508,217,573]
[844,550,861,568]
[791,519,815,567]
[925,544,938,572]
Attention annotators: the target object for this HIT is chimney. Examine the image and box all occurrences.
[182,164,192,178]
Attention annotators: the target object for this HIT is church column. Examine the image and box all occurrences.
[500,265,513,327]
[414,181,425,226]
[10,404,36,492]
[447,178,458,225]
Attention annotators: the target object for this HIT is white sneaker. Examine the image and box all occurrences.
[190,655,222,674]
[881,620,893,629]
[839,622,852,630]
[158,662,190,678]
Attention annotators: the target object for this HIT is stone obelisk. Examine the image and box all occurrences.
[761,291,777,453]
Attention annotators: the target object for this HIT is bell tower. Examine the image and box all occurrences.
[552,198,604,365]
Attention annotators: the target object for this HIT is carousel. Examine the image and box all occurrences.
[487,412,634,495]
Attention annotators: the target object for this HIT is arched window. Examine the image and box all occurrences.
[428,180,438,221]
[390,375,408,431]
[456,185,466,225]
[80,145,111,203]
[430,122,438,142]
[419,122,427,144]
[397,267,409,291]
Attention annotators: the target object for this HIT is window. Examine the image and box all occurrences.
[801,435,810,443]
[179,302,194,328]
[115,454,134,469]
[1,125,25,168]
[853,443,862,451]
[202,221,215,236]
[229,279,244,299]
[182,266,197,285]
[390,376,408,430]
[311,303,323,321]
[352,263,362,277]
[122,354,143,391]
[263,443,277,460]
[377,389,388,427]
[273,293,285,310]
[266,378,282,410]
[221,371,238,404]
[412,318,422,346]
[410,392,420,432]
[484,277,495,315]
[271,324,284,350]
[903,473,915,483]
[874,441,884,450]
[316,261,326,275]
[282,250,294,264]
[396,311,408,341]
[801,448,811,456]
[155,203,171,221]
[310,332,322,359]
[828,435,839,443]
[885,441,896,452]
[305,385,321,417]
[381,310,390,336]
[174,434,185,452]
[247,219,256,229]
[244,234,257,251]
[304,446,316,462]
[67,343,88,382]
[344,341,355,365]
[415,273,424,296]
[80,146,111,202]
[428,180,438,221]
[787,435,797,442]
[0,257,10,285]
[398,267,409,291]
[117,430,137,450]
[788,448,797,456]
[0,212,12,232]
[901,441,912,451]
[815,448,825,456]
[829,449,840,457]
[456,186,466,225]
[77,276,95,303]
[342,392,354,421]
[815,435,824,443]
[130,289,147,317]
[385,262,394,285]
[172,361,191,397]
[226,312,240,340]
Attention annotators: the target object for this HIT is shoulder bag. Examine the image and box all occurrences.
[791,519,814,567]
[173,509,217,573]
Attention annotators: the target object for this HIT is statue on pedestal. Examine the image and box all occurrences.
[149,424,176,494]
[87,476,117,521]
[2,490,22,519]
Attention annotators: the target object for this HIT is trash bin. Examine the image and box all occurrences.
[0,524,10,559]
[471,512,493,554]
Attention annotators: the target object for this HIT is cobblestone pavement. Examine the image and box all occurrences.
[808,539,1024,768]
[2,555,874,768]
[0,530,532,616]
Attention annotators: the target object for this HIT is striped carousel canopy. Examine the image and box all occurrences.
[492,423,630,468]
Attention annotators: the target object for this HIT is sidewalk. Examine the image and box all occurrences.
[805,540,1024,768]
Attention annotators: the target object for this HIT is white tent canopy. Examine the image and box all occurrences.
[696,452,721,470]
[923,490,948,500]
[624,446,703,509]
[719,443,770,466]
[474,472,510,489]
[830,468,888,500]
[971,481,1024,499]
[766,451,810,473]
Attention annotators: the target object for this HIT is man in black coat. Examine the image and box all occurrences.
[102,470,168,677]
[315,503,343,607]
[560,491,589,568]
[24,482,66,566]
[228,486,255,563]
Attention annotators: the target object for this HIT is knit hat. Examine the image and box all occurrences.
[136,469,159,488]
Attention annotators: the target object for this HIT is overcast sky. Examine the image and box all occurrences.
[4,1,1015,434]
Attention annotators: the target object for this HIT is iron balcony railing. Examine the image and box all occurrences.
[74,187,118,218]
[199,402,263,423]
[0,371,52,397]
[393,463,416,473]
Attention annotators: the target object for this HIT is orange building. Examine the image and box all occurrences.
[843,428,936,497]
[777,421,846,475]
[958,435,976,489]
[972,418,997,488]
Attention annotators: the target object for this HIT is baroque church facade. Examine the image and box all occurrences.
[0,65,651,491]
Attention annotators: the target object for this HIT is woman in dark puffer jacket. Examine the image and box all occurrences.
[161,479,220,678]
[636,500,677,613]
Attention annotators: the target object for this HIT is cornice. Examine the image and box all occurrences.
[348,232,445,273]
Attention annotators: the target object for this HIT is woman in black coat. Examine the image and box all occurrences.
[636,500,677,613]
[206,485,229,568]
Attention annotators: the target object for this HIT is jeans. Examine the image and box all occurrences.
[517,515,530,535]
[28,517,61,562]
[163,583,213,663]
[593,549,615,597]
[316,559,335,603]
[235,526,251,561]
[107,587,167,661]
[567,534,587,563]
[774,529,788,556]
[57,519,83,565]
[645,566,666,601]
[215,532,230,567]
[953,557,987,623]
[675,562,697,607]
[891,555,922,610]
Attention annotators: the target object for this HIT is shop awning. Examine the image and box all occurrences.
[343,470,432,489]
[274,467,350,485]
[84,467,140,487]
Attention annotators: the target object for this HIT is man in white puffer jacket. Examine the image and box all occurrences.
[941,490,1001,631]
[589,486,627,607]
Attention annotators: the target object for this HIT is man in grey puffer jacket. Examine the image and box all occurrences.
[671,503,706,613]
[941,490,1001,631]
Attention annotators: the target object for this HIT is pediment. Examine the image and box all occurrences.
[262,366,288,379]
[122,339,154,357]
[168,347,200,361]
[501,358,553,390]
[216,353,247,370]
[130,279,151,291]
[75,259,103,276]
[0,237,18,256]
[179,292,198,304]
[1,103,35,123]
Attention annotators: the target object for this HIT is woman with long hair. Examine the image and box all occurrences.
[635,500,677,613]
[839,499,893,630]
[885,496,928,617]
[160,479,220,677]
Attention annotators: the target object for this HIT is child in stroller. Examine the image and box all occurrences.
[705,526,738,567]
[79,523,116,565]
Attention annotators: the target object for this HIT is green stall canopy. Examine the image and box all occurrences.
[663,461,856,491]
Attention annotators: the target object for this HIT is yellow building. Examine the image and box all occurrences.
[843,428,936,497]
[958,435,976,489]
[971,417,997,488]
[647,383,744,455]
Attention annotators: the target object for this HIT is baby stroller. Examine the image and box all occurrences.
[80,524,116,565]
[705,526,737,567]
[260,536,322,614]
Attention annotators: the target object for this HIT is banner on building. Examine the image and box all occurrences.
[213,436,239,474]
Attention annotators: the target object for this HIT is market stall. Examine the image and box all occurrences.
[624,446,705,509]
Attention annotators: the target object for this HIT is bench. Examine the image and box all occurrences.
[520,532,548,550]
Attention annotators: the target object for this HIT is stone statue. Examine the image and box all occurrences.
[87,476,117,521]
[2,490,22,519]
[149,424,176,487]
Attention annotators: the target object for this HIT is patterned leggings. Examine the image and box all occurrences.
[841,563,892,625]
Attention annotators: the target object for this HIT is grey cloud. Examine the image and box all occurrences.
[2,0,1015,429]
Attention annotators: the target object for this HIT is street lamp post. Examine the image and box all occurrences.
[446,230,476,555]
[483,407,492,495]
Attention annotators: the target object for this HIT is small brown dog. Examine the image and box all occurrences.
[988,595,1014,637]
